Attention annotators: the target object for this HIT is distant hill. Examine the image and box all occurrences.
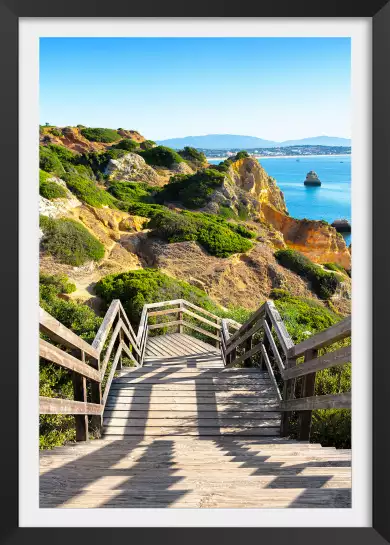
[157,134,351,150]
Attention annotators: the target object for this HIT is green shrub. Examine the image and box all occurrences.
[50,128,62,137]
[140,139,156,150]
[275,249,340,299]
[323,262,349,275]
[95,268,220,326]
[47,143,78,164]
[108,181,158,204]
[63,173,116,208]
[148,209,253,257]
[112,138,139,152]
[139,145,183,168]
[39,146,65,176]
[157,168,225,209]
[80,127,121,143]
[40,215,105,266]
[40,179,68,200]
[82,149,127,175]
[40,272,76,296]
[219,205,238,220]
[178,146,207,164]
[116,200,166,218]
[234,150,250,160]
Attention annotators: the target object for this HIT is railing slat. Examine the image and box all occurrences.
[39,307,98,360]
[261,344,282,401]
[280,392,351,411]
[102,343,123,406]
[225,318,264,356]
[263,320,285,375]
[39,396,103,415]
[288,316,351,358]
[226,303,266,345]
[92,300,120,353]
[283,345,351,380]
[265,301,295,355]
[228,340,263,368]
[39,339,100,382]
[100,319,123,379]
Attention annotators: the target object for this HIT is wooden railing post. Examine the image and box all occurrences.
[72,349,88,441]
[298,349,318,441]
[179,302,184,334]
[261,315,272,370]
[89,351,102,436]
[244,335,252,367]
[280,357,296,437]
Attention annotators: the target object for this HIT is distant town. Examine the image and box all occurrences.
[203,145,351,159]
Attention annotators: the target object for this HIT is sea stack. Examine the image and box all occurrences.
[304,171,321,186]
[331,219,351,233]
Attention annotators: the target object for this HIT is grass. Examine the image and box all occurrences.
[275,249,340,299]
[40,215,105,266]
[63,173,117,208]
[139,145,184,168]
[80,127,121,143]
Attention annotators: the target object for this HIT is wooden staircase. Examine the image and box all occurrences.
[39,298,352,508]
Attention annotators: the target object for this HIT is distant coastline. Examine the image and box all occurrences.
[207,154,351,161]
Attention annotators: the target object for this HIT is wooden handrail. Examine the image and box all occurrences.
[287,316,351,358]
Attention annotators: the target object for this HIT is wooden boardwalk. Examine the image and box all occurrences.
[40,333,351,508]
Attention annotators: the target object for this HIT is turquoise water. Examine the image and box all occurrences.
[208,155,351,246]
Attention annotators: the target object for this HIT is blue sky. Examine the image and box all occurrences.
[40,37,351,141]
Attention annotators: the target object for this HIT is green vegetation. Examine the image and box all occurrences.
[275,249,340,299]
[271,289,350,448]
[96,269,220,326]
[140,139,156,150]
[112,138,139,152]
[157,168,225,209]
[214,151,250,172]
[323,262,349,276]
[40,215,105,266]
[108,181,158,204]
[148,209,253,257]
[49,128,62,137]
[139,145,183,168]
[39,145,65,177]
[39,274,102,449]
[64,173,116,208]
[39,170,68,200]
[80,127,121,143]
[178,146,207,165]
[47,143,78,164]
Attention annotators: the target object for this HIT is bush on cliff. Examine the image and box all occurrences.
[39,170,68,200]
[140,139,156,150]
[95,268,220,327]
[39,146,65,177]
[148,209,253,257]
[111,138,139,152]
[80,127,121,143]
[139,145,183,168]
[47,143,79,164]
[63,173,117,208]
[274,249,340,299]
[108,181,158,204]
[178,146,207,165]
[40,215,105,266]
[157,168,225,209]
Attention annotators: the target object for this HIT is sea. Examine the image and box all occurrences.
[208,155,351,246]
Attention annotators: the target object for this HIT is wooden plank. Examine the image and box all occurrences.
[145,299,183,309]
[148,320,182,331]
[299,349,317,441]
[39,396,103,415]
[288,316,351,358]
[182,308,221,330]
[92,300,120,353]
[228,340,263,368]
[265,301,295,355]
[39,339,100,382]
[281,392,351,411]
[104,410,282,418]
[100,319,122,378]
[283,345,352,380]
[225,318,264,356]
[121,342,139,367]
[103,427,281,436]
[109,384,276,392]
[103,418,281,427]
[261,344,282,401]
[263,320,285,374]
[105,402,281,411]
[137,305,148,343]
[227,303,266,345]
[118,300,137,341]
[148,308,180,317]
[181,321,220,341]
[181,299,221,321]
[39,307,98,360]
[120,321,141,357]
[101,343,124,406]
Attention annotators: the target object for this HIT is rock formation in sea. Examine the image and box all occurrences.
[331,219,351,232]
[304,171,321,186]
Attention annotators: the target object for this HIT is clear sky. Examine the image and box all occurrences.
[40,37,351,141]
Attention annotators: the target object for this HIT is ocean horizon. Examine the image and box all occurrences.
[208,154,351,247]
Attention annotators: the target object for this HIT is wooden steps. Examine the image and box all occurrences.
[40,436,351,508]
[104,333,281,438]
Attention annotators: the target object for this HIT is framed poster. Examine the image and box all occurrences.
[0,2,389,544]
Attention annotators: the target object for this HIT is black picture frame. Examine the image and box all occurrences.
[1,2,389,544]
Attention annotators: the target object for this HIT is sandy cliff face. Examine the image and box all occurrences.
[261,203,351,270]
